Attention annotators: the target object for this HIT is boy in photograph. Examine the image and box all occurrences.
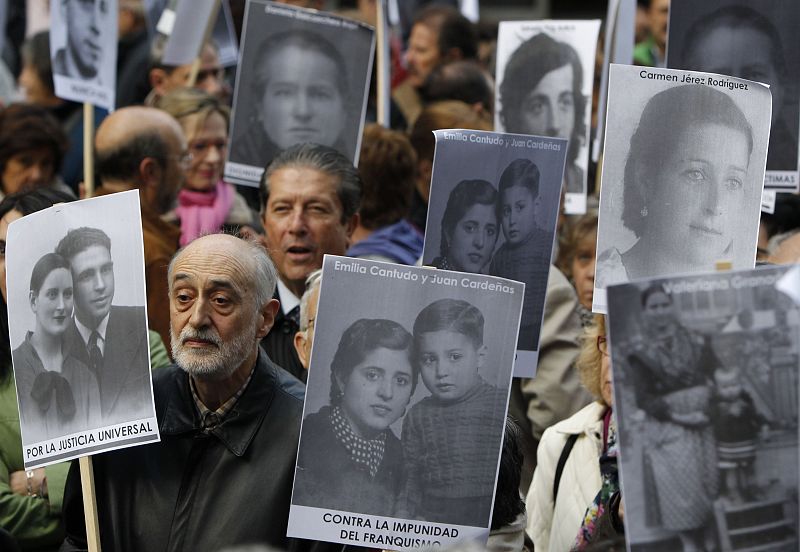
[491,159,554,348]
[399,298,506,527]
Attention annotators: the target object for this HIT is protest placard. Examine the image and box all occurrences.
[226,1,375,187]
[7,191,158,469]
[593,64,770,313]
[592,0,636,163]
[288,256,523,549]
[495,20,600,215]
[212,0,239,67]
[667,0,800,193]
[50,0,117,110]
[608,266,800,551]
[161,0,218,67]
[422,129,566,377]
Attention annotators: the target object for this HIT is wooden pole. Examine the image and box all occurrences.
[79,456,102,551]
[83,103,94,198]
[376,0,390,127]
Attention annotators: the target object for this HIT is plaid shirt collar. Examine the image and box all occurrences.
[190,367,255,431]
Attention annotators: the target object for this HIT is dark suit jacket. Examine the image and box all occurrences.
[63,305,153,425]
[259,290,306,382]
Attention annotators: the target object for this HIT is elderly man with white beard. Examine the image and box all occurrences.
[60,234,308,552]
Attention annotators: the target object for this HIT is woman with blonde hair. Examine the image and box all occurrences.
[526,314,624,551]
[154,87,259,245]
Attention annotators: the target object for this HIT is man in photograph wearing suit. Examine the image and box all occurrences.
[56,227,151,424]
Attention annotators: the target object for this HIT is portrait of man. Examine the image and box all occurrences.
[56,227,152,425]
[495,21,600,200]
[53,0,108,82]
[225,0,374,186]
[668,1,800,175]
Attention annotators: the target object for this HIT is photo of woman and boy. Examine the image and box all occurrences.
[290,257,523,538]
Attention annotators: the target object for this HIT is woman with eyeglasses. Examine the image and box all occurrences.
[154,88,260,245]
[526,314,624,551]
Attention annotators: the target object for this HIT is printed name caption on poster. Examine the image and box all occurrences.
[323,511,460,548]
[265,4,358,29]
[638,69,750,91]
[25,418,157,462]
[333,259,516,294]
[439,130,563,152]
[661,271,785,296]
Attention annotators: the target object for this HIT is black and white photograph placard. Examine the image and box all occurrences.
[287,256,523,549]
[226,0,375,187]
[593,64,770,313]
[50,0,118,110]
[7,191,158,469]
[421,129,566,378]
[607,266,800,551]
[495,20,600,215]
[667,0,800,193]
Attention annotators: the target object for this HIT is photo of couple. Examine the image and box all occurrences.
[422,130,565,353]
[7,193,155,452]
[290,257,523,538]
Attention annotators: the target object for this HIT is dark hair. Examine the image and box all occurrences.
[440,179,497,258]
[413,298,484,349]
[497,159,540,218]
[680,6,785,82]
[409,100,492,164]
[95,130,169,184]
[260,143,362,223]
[421,60,493,113]
[490,417,525,531]
[0,104,68,191]
[20,31,55,97]
[253,30,348,104]
[622,85,753,237]
[413,5,478,61]
[640,283,671,308]
[329,319,417,405]
[761,194,800,239]
[499,33,586,164]
[357,124,417,230]
[30,253,70,295]
[55,227,112,261]
[0,189,75,380]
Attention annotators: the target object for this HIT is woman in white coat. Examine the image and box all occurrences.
[526,315,624,551]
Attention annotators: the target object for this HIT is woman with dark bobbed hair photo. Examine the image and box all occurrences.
[433,179,498,274]
[499,33,587,194]
[596,85,755,289]
[293,318,417,516]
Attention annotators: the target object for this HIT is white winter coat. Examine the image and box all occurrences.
[525,401,606,552]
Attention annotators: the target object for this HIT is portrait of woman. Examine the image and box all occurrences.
[498,33,587,194]
[596,84,755,290]
[433,179,498,273]
[293,318,417,517]
[13,252,100,443]
[232,29,352,169]
[623,285,718,551]
[673,5,797,172]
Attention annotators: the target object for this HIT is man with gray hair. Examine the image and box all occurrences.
[293,269,322,370]
[61,234,306,550]
[259,143,362,380]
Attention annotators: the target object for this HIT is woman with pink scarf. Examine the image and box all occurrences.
[155,88,259,245]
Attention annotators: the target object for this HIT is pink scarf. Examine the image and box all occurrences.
[175,181,234,246]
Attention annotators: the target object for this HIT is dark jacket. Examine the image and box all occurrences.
[260,290,305,382]
[293,407,405,517]
[62,305,152,426]
[60,349,309,552]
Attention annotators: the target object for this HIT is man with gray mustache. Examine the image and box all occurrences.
[61,234,308,550]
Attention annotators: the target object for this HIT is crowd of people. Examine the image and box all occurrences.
[0,1,798,551]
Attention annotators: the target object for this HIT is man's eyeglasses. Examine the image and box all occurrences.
[597,335,609,357]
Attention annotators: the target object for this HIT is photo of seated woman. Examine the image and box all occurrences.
[13,252,101,444]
